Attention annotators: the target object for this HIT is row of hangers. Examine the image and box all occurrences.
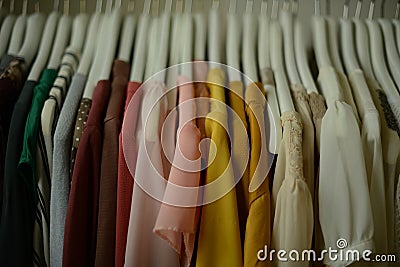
[0,0,399,121]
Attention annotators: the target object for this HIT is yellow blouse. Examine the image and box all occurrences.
[195,68,242,267]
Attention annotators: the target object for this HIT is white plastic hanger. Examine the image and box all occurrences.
[144,17,159,80]
[69,1,89,52]
[353,0,375,79]
[130,0,152,82]
[47,1,72,70]
[7,0,27,56]
[312,0,332,69]
[394,1,400,53]
[327,17,345,73]
[227,0,241,81]
[243,0,259,86]
[295,16,318,93]
[259,0,282,154]
[117,1,136,62]
[155,0,172,81]
[77,0,103,76]
[280,0,301,85]
[15,4,45,68]
[366,0,400,96]
[27,10,59,82]
[379,18,400,90]
[166,1,183,111]
[340,0,360,73]
[0,1,17,58]
[258,0,270,71]
[180,0,193,79]
[194,7,206,61]
[208,0,221,64]
[83,0,122,99]
[270,0,294,113]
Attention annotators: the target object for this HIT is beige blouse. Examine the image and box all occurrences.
[290,84,315,200]
[271,111,314,267]
[365,76,400,260]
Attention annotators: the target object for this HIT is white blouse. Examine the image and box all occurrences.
[318,67,374,267]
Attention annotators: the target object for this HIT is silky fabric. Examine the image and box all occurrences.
[195,68,242,267]
[244,82,272,267]
[290,84,315,200]
[318,66,374,267]
[124,80,179,267]
[0,57,24,217]
[307,92,326,267]
[0,79,35,267]
[70,97,92,177]
[115,81,141,267]
[95,60,129,267]
[63,80,111,267]
[40,48,79,179]
[349,70,388,263]
[227,80,249,245]
[154,75,201,267]
[50,73,87,267]
[194,61,210,142]
[365,77,400,260]
[271,111,313,267]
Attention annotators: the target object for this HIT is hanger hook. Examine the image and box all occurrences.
[127,0,134,12]
[272,0,279,18]
[80,0,86,13]
[64,0,70,15]
[283,0,290,11]
[185,0,192,13]
[229,0,237,14]
[246,0,254,14]
[164,0,171,12]
[368,0,375,20]
[143,0,151,14]
[35,0,40,12]
[96,0,103,13]
[260,0,268,16]
[292,0,298,14]
[105,0,113,13]
[395,0,400,19]
[343,0,349,19]
[22,0,28,15]
[315,0,320,16]
[355,0,362,18]
[212,0,219,10]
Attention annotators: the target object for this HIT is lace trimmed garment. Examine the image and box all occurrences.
[271,111,313,267]
[290,84,315,200]
[365,77,400,261]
